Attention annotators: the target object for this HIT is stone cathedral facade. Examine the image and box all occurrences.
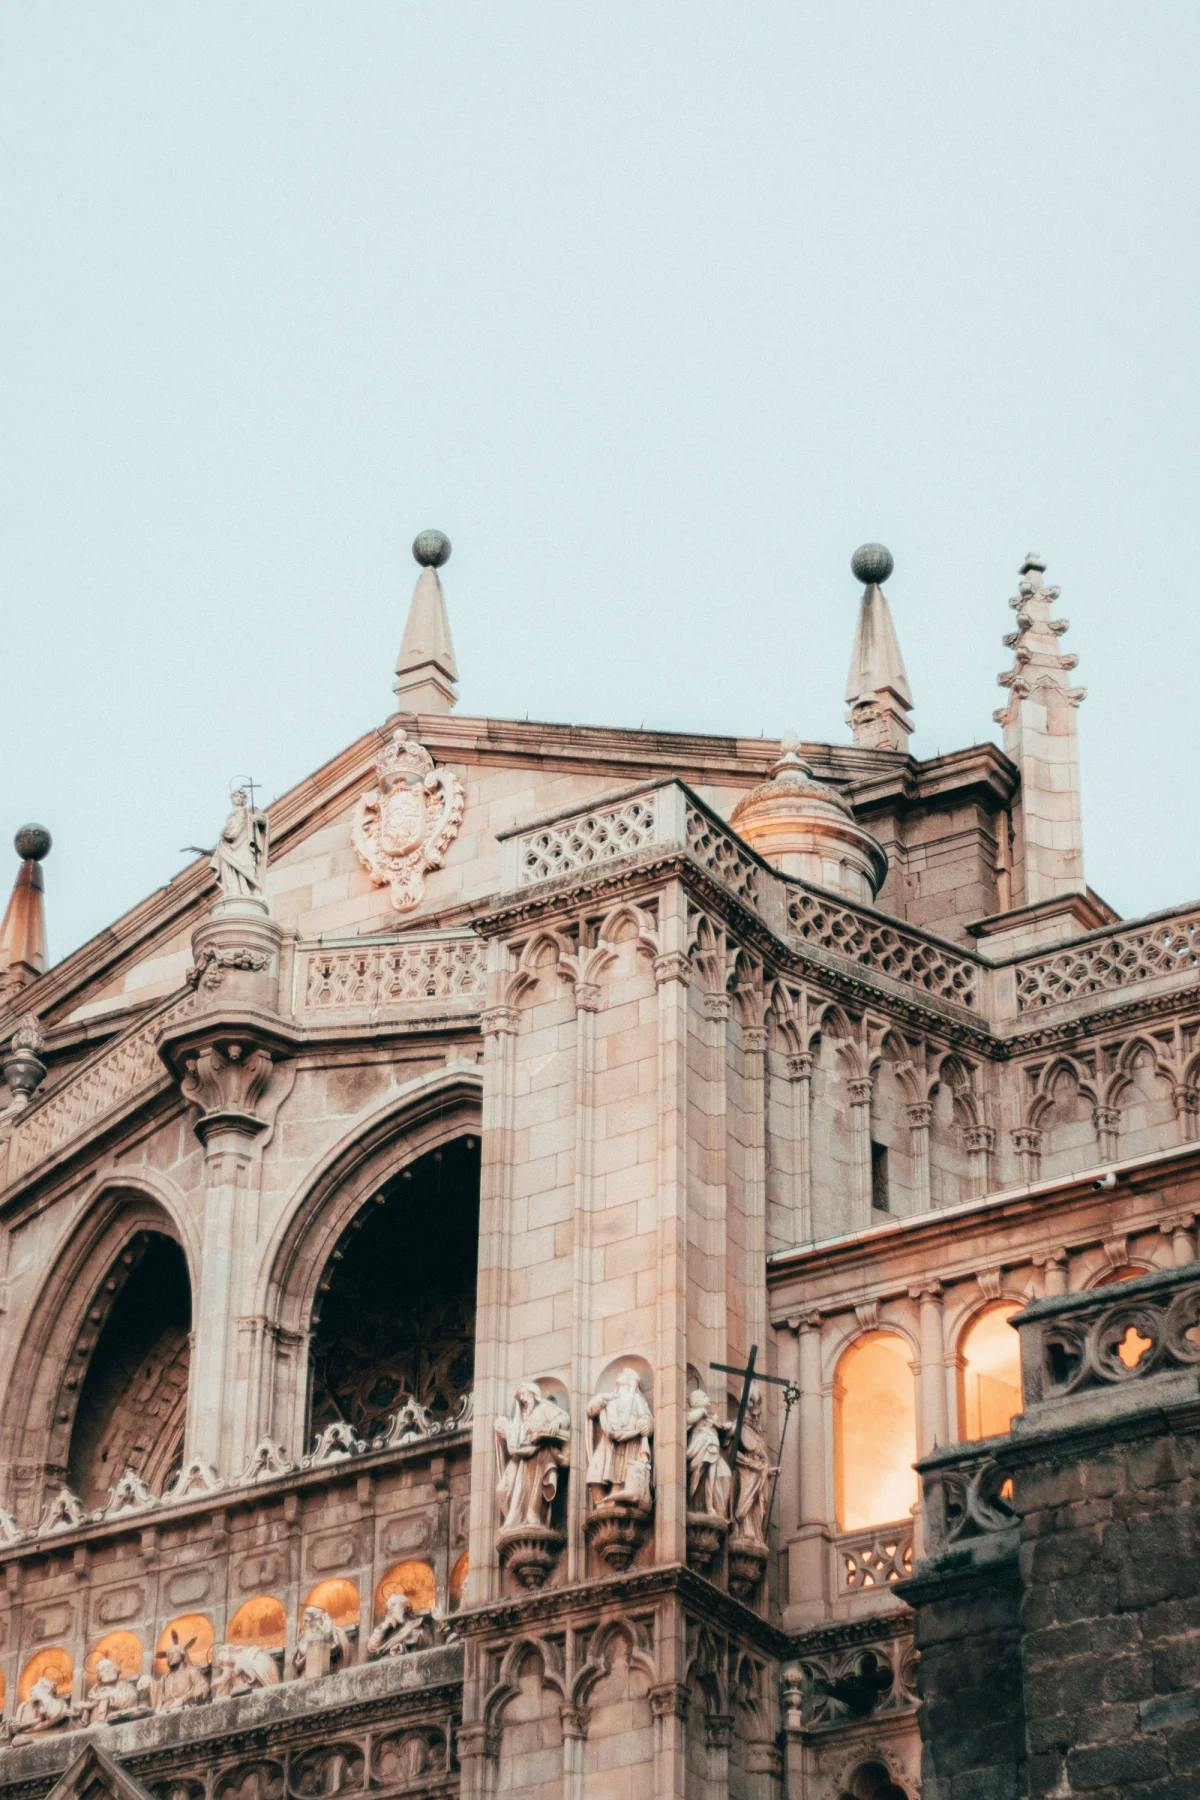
[0,535,1197,1800]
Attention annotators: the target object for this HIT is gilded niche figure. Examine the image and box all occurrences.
[150,1633,210,1711]
[494,1383,571,1531]
[211,1644,281,1699]
[8,1677,72,1743]
[586,1368,654,1510]
[366,1592,428,1659]
[685,1388,733,1518]
[78,1656,150,1725]
[211,787,269,903]
[293,1605,350,1679]
[732,1392,776,1547]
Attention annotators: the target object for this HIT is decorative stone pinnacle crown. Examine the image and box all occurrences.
[412,529,451,569]
[851,542,894,587]
[14,824,51,862]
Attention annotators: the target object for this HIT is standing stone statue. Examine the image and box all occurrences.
[211,787,269,902]
[211,1643,280,1699]
[685,1388,733,1518]
[586,1368,654,1509]
[150,1633,210,1712]
[78,1656,150,1726]
[494,1383,571,1532]
[732,1392,775,1547]
[293,1605,350,1679]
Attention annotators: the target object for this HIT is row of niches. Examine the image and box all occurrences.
[0,1557,466,1749]
[493,1360,773,1601]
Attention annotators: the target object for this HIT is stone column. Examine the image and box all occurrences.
[786,1052,813,1243]
[784,1309,826,1628]
[1172,1084,1199,1141]
[652,889,692,1570]
[1012,1125,1042,1185]
[1034,1248,1068,1297]
[738,1019,769,1352]
[965,1124,995,1199]
[1160,1214,1196,1267]
[908,1101,933,1211]
[911,1281,948,1453]
[1093,1105,1120,1163]
[848,1075,874,1227]
[566,978,600,1584]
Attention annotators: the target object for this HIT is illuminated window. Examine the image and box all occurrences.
[304,1578,360,1629]
[835,1333,917,1531]
[228,1595,286,1649]
[960,1304,1023,1440]
[373,1561,435,1618]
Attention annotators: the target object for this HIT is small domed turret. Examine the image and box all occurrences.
[730,736,887,903]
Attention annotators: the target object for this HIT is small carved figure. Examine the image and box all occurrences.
[211,788,269,902]
[293,1605,350,1678]
[685,1388,733,1518]
[586,1367,654,1509]
[150,1632,210,1711]
[78,1655,150,1726]
[366,1591,428,1659]
[494,1383,571,1531]
[732,1392,776,1547]
[211,1643,281,1699]
[9,1676,72,1742]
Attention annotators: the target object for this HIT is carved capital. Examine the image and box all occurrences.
[1173,1085,1199,1117]
[908,1279,943,1305]
[784,1307,822,1333]
[907,1101,933,1129]
[785,1051,814,1082]
[1093,1105,1121,1131]
[455,1722,500,1763]
[559,1704,588,1741]
[1012,1125,1042,1154]
[702,991,732,1023]
[572,982,603,1015]
[649,1681,690,1721]
[480,1005,520,1037]
[847,1076,873,1106]
[965,1124,995,1154]
[704,1712,734,1749]
[652,951,691,988]
[740,1025,768,1055]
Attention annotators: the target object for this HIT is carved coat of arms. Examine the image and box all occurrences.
[352,729,466,911]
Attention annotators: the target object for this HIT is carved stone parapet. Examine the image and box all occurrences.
[496,1523,565,1590]
[686,1510,728,1573]
[727,1535,768,1599]
[583,1500,652,1572]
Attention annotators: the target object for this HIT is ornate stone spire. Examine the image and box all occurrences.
[844,543,913,753]
[394,530,458,715]
[730,734,887,903]
[995,553,1086,905]
[0,826,51,1002]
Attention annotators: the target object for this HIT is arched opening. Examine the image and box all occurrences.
[1094,1264,1151,1286]
[835,1333,917,1531]
[308,1136,479,1442]
[960,1304,1023,1440]
[67,1234,191,1507]
[837,1762,909,1800]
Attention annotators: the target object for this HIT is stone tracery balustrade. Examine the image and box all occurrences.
[6,994,194,1185]
[834,1523,914,1595]
[1013,904,1200,1013]
[1015,1263,1200,1406]
[920,1445,1017,1555]
[299,934,485,1012]
[511,793,661,886]
[787,889,979,1010]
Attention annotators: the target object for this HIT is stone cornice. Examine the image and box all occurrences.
[783,1609,912,1658]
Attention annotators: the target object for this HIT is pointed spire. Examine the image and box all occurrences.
[394,529,458,715]
[844,543,913,753]
[995,552,1086,905]
[0,825,51,1003]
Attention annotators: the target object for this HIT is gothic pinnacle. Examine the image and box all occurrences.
[0,825,51,1002]
[394,530,458,715]
[845,543,913,753]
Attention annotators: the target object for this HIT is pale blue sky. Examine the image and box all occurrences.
[4,3,1198,961]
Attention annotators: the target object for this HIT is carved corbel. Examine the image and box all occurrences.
[178,1038,296,1145]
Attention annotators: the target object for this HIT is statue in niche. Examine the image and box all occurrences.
[7,1677,72,1743]
[685,1388,733,1518]
[211,1643,281,1699]
[211,787,269,903]
[366,1592,428,1659]
[150,1632,210,1711]
[494,1383,571,1531]
[78,1656,151,1726]
[293,1605,350,1679]
[586,1368,654,1510]
[731,1391,775,1547]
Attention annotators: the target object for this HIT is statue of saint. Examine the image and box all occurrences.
[494,1383,571,1532]
[293,1605,350,1678]
[585,1368,654,1510]
[78,1655,150,1725]
[9,1676,72,1743]
[366,1592,428,1659]
[150,1633,210,1711]
[732,1392,776,1546]
[211,1643,280,1699]
[211,787,269,902]
[685,1388,733,1519]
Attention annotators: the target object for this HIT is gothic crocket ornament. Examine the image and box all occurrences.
[352,728,466,911]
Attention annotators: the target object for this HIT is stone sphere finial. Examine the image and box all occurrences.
[412,529,451,569]
[14,825,51,862]
[851,543,894,587]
